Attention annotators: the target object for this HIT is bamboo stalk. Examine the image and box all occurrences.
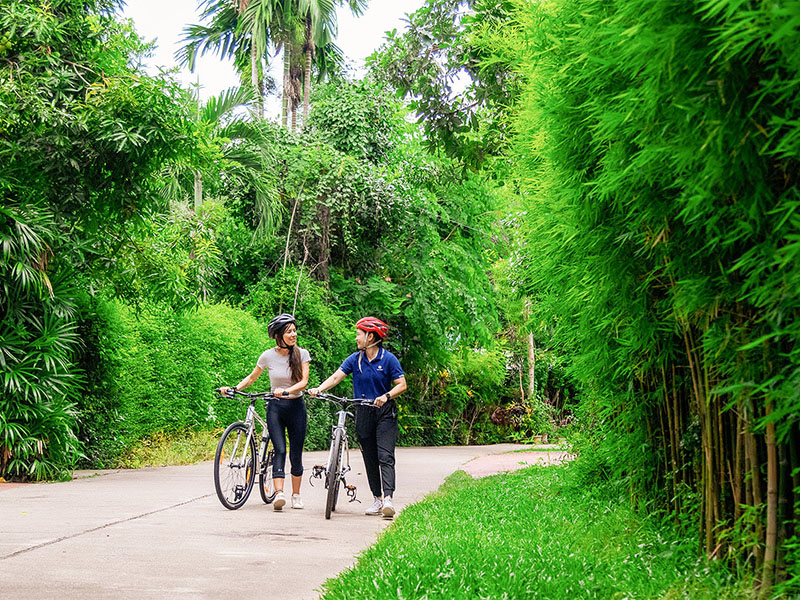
[658,391,670,505]
[745,400,764,569]
[662,366,678,513]
[760,397,777,597]
[732,405,743,524]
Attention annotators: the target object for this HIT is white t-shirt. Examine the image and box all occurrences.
[256,347,311,398]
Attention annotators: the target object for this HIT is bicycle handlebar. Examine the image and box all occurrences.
[214,388,279,401]
[214,388,376,407]
[312,392,376,407]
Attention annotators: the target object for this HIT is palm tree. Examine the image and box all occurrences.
[180,0,366,128]
[158,86,281,236]
[178,0,276,117]
[298,0,366,122]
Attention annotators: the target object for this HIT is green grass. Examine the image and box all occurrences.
[320,466,754,600]
[116,428,222,468]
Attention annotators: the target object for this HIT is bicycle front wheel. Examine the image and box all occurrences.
[259,448,277,504]
[214,422,256,510]
[325,428,344,519]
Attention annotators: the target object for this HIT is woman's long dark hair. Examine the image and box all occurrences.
[276,325,303,383]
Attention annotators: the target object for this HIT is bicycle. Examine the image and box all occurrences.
[309,393,375,519]
[213,388,279,510]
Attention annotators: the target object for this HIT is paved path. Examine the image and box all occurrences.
[1,444,536,600]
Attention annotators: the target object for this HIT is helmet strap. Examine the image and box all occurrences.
[357,339,381,373]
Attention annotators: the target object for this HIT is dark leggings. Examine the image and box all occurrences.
[356,401,398,498]
[266,398,307,479]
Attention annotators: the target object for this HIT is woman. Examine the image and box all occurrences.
[220,313,310,510]
[309,317,406,518]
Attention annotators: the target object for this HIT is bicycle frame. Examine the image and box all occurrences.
[324,404,353,485]
[309,393,376,517]
[229,393,272,473]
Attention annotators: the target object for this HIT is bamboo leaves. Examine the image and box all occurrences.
[496,0,800,591]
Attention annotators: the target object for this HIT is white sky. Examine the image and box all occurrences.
[120,0,426,119]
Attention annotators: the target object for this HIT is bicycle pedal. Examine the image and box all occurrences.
[345,484,360,503]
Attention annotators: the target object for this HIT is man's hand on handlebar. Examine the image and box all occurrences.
[307,388,320,397]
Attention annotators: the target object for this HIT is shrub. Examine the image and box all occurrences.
[75,299,274,466]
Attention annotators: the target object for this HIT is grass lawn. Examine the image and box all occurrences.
[320,465,753,599]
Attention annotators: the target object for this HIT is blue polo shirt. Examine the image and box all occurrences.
[340,348,404,401]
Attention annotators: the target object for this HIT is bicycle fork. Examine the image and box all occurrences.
[310,411,360,503]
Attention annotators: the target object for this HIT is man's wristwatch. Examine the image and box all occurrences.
[384,391,392,402]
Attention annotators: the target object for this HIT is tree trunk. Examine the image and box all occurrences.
[662,366,678,515]
[282,45,290,127]
[527,330,535,399]
[683,325,714,554]
[193,169,203,208]
[303,16,315,123]
[314,197,330,282]
[250,39,260,118]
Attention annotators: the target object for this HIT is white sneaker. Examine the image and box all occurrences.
[291,494,304,509]
[382,496,395,518]
[365,497,383,515]
[273,491,286,511]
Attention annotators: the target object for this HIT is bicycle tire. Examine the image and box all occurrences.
[259,448,277,504]
[214,422,256,510]
[331,441,343,513]
[325,428,344,519]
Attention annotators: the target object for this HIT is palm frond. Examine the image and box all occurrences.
[176,1,242,70]
[239,0,283,57]
[200,86,256,124]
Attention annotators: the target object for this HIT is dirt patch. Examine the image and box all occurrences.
[462,448,575,478]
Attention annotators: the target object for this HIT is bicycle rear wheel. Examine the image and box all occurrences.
[325,428,344,519]
[259,448,277,504]
[214,422,256,510]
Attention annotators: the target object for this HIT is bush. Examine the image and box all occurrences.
[76,299,274,466]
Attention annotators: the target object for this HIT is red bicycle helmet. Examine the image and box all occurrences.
[356,316,389,338]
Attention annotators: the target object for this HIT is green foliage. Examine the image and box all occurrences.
[0,205,82,481]
[0,0,206,478]
[102,201,227,307]
[307,78,402,164]
[489,0,800,586]
[368,0,519,165]
[116,428,221,469]
[75,299,273,466]
[321,465,752,599]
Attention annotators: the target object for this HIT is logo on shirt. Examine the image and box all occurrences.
[377,365,383,371]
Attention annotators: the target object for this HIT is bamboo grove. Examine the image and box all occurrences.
[489,0,800,593]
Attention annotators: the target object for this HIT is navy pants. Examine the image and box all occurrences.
[266,398,307,478]
[356,401,398,498]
